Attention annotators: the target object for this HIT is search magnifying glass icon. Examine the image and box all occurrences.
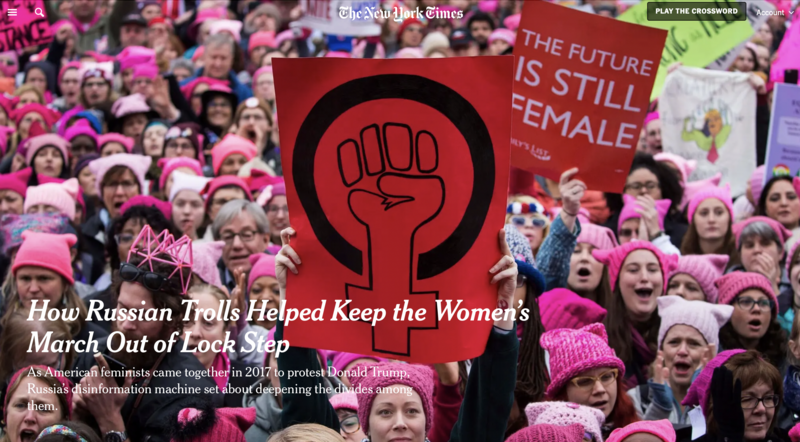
[35,8,44,17]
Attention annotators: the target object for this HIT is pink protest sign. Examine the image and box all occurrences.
[771,21,800,82]
[0,0,53,51]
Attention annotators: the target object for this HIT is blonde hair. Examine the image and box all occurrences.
[5,276,88,338]
[187,283,232,329]
[267,424,343,442]
[13,83,45,104]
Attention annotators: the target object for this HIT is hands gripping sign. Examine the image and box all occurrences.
[273,57,512,362]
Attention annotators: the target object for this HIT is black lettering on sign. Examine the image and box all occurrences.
[0,18,52,51]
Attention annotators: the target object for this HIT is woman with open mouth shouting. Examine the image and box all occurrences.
[540,323,640,439]
[567,222,618,307]
[715,272,786,370]
[2,366,73,442]
[627,296,733,425]
[592,242,679,386]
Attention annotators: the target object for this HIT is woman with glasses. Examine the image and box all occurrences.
[540,323,640,439]
[627,296,732,425]
[198,176,253,243]
[681,184,739,264]
[78,63,116,110]
[593,242,679,386]
[162,122,205,164]
[329,392,368,442]
[715,273,787,370]
[505,196,550,256]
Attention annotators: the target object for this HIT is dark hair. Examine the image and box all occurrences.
[105,205,179,271]
[467,12,496,30]
[626,152,684,214]
[680,218,739,267]
[605,284,660,365]
[569,266,613,308]
[757,175,795,217]
[27,147,70,186]
[719,318,786,369]
[739,46,761,72]
[35,421,102,442]
[553,378,640,431]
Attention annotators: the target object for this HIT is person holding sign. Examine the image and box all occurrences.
[273,227,520,442]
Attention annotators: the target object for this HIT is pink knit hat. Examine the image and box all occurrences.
[12,231,76,283]
[64,120,98,146]
[12,103,59,128]
[158,157,203,190]
[78,61,114,83]
[644,111,660,126]
[669,254,730,303]
[192,241,224,287]
[200,176,253,212]
[606,420,676,442]
[180,77,227,102]
[506,424,585,442]
[117,46,157,72]
[656,296,733,348]
[618,194,670,231]
[58,61,81,85]
[23,178,80,221]
[0,168,32,198]
[592,241,679,291]
[681,349,746,415]
[132,63,159,81]
[247,253,276,292]
[488,28,515,46]
[252,66,273,85]
[24,133,70,167]
[577,223,618,251]
[732,216,792,248]
[211,134,257,176]
[540,323,625,398]
[654,152,697,185]
[503,13,520,30]
[790,423,800,442]
[88,153,152,196]
[329,392,358,412]
[169,171,211,202]
[687,184,734,223]
[351,362,434,435]
[112,93,151,118]
[4,365,73,421]
[715,272,778,315]
[683,173,723,212]
[174,407,255,442]
[538,289,607,332]
[525,401,605,442]
[120,195,172,220]
[751,165,767,202]
[98,133,135,154]
[209,19,243,42]
[249,31,276,53]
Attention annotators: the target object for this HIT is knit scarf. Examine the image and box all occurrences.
[784,364,800,414]
[67,11,101,34]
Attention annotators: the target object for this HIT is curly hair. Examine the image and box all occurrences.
[719,319,786,369]
[611,152,684,215]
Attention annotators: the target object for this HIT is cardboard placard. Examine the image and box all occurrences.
[511,1,666,193]
[764,83,800,181]
[274,57,512,363]
[0,0,53,51]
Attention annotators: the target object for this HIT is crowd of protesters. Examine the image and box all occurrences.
[0,0,797,442]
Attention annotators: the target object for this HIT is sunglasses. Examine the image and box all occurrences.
[511,216,547,228]
[119,262,169,292]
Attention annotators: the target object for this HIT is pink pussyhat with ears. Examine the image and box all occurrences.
[158,157,203,190]
[732,215,793,248]
[88,153,152,196]
[538,289,607,332]
[715,272,778,317]
[98,133,135,153]
[577,222,618,251]
[209,19,243,43]
[656,296,733,348]
[617,194,670,231]
[606,420,676,442]
[172,407,256,442]
[23,178,80,222]
[525,401,606,442]
[654,152,697,185]
[592,241,679,291]
[683,173,722,211]
[687,183,733,223]
[12,231,77,284]
[191,241,224,287]
[127,225,193,296]
[669,254,729,303]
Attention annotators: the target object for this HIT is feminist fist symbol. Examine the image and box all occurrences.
[337,123,442,355]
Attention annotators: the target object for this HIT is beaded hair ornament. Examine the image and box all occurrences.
[127,225,193,296]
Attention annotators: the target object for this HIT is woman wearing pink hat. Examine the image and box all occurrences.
[24,132,71,183]
[78,62,116,110]
[616,194,678,255]
[98,133,135,157]
[2,366,74,442]
[667,254,730,302]
[524,401,607,441]
[731,216,793,307]
[681,184,738,262]
[759,176,800,236]
[715,272,786,369]
[253,66,275,105]
[0,168,32,216]
[540,323,640,438]
[607,420,676,442]
[23,178,80,222]
[328,392,368,442]
[212,134,258,177]
[627,296,732,425]
[592,241,679,385]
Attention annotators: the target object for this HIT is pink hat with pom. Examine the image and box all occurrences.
[592,241,679,291]
[606,420,676,442]
[577,223,618,251]
[247,253,276,292]
[682,349,746,416]
[210,19,243,43]
[112,93,151,118]
[618,194,670,231]
[88,153,152,196]
[669,254,729,303]
[654,152,697,184]
[211,134,257,175]
[192,241,224,287]
[538,289,607,332]
[352,362,434,435]
[12,231,77,283]
[488,28,515,46]
[687,183,733,223]
[23,178,80,221]
[539,323,625,399]
[0,168,32,198]
[98,133,135,153]
[329,392,359,412]
[715,272,778,316]
[656,296,733,348]
[158,157,203,190]
[751,165,767,202]
[525,401,605,442]
[506,424,585,442]
[24,133,70,167]
[732,215,792,248]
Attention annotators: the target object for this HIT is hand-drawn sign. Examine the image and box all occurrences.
[274,57,512,362]
[0,0,53,51]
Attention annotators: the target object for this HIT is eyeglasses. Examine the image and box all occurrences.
[624,181,659,192]
[741,394,779,409]
[339,416,361,435]
[511,216,547,228]
[220,229,258,245]
[119,262,169,292]
[115,233,135,245]
[103,180,137,191]
[516,274,527,289]
[735,296,773,311]
[569,369,619,391]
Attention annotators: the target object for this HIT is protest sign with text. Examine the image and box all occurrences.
[273,57,512,363]
[0,0,52,51]
[764,83,800,182]
[511,1,666,193]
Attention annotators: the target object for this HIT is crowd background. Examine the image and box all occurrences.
[0,0,796,442]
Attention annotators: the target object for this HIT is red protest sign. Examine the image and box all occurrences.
[274,57,512,363]
[0,0,53,51]
[511,1,666,193]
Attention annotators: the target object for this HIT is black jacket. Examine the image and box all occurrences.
[80,211,107,285]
